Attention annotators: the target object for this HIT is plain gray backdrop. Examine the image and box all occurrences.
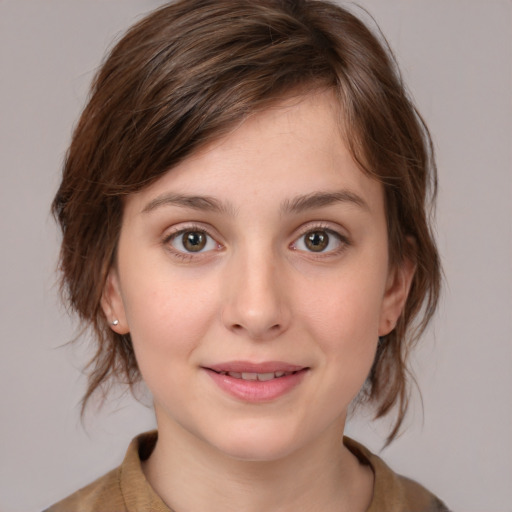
[1,1,511,511]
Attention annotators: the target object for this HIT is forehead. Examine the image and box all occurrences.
[125,90,383,216]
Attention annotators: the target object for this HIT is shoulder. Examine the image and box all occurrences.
[344,437,450,512]
[397,475,449,512]
[395,474,450,512]
[43,467,124,512]
[43,431,167,512]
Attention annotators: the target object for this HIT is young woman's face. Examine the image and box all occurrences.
[104,91,412,461]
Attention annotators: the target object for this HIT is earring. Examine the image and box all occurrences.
[111,319,119,326]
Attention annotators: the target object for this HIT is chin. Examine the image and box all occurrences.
[203,420,308,462]
[218,438,299,462]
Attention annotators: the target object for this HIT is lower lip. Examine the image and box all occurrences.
[204,368,308,403]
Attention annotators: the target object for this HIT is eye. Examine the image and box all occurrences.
[292,228,345,253]
[168,229,218,253]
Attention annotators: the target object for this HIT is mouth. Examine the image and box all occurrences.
[203,362,309,402]
[209,369,301,382]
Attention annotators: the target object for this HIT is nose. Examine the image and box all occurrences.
[221,246,291,341]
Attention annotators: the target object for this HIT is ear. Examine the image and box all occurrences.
[101,267,129,334]
[378,255,416,337]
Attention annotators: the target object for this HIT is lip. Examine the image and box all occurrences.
[203,361,309,403]
[206,361,305,374]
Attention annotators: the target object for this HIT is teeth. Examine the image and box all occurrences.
[223,371,294,381]
[257,372,275,381]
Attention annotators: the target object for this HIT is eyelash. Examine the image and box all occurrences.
[162,223,350,260]
[290,223,350,257]
[163,224,221,261]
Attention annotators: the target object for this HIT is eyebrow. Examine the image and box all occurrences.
[281,190,370,214]
[142,189,369,216]
[142,193,236,215]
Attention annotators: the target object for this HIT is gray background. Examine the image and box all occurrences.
[1,1,511,511]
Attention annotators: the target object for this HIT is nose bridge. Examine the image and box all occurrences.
[221,238,289,339]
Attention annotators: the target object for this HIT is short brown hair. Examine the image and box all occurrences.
[53,0,440,443]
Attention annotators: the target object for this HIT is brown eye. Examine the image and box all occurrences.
[304,230,330,252]
[169,229,217,254]
[182,231,207,252]
[293,228,345,254]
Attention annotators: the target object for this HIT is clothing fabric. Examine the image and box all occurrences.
[44,431,449,512]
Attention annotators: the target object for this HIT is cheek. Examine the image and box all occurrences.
[299,269,386,342]
[120,270,219,371]
[295,269,385,387]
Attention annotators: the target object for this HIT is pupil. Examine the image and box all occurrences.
[183,231,206,252]
[306,231,328,252]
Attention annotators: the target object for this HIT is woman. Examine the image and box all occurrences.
[46,0,447,510]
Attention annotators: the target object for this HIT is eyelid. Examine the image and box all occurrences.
[161,221,350,259]
[290,222,350,254]
[295,221,349,239]
[162,223,222,257]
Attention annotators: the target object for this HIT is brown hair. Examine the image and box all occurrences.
[53,0,440,443]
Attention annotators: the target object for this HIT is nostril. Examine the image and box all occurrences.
[229,322,283,339]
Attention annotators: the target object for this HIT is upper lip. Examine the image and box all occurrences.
[204,361,307,373]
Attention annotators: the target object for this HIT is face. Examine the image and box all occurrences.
[103,91,413,462]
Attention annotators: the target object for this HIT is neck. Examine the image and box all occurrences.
[142,416,373,512]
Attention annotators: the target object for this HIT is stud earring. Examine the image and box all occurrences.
[111,319,119,326]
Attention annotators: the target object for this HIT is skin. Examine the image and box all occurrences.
[102,90,414,512]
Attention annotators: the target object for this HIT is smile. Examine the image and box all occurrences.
[212,370,298,381]
[204,362,309,402]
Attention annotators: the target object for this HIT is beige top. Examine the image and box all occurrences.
[45,431,449,512]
